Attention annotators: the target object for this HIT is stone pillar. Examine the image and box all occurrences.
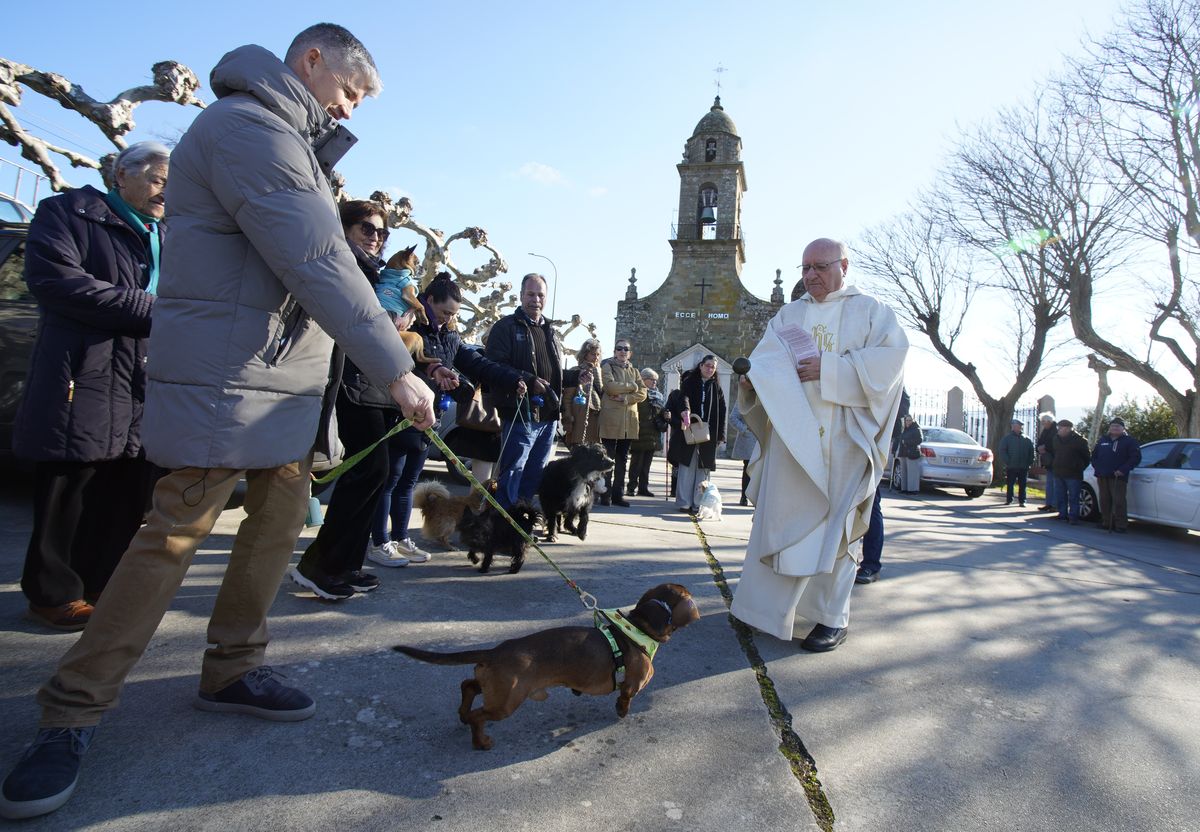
[1037,394,1056,418]
[946,386,965,431]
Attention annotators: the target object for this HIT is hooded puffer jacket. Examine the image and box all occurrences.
[143,45,412,469]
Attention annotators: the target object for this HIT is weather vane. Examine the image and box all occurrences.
[713,63,727,95]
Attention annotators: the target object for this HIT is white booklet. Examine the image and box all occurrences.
[777,324,819,367]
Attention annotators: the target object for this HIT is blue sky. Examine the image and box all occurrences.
[4,0,1164,413]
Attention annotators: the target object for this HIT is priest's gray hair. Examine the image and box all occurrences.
[113,141,171,178]
[285,23,382,96]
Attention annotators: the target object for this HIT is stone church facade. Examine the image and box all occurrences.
[615,97,784,397]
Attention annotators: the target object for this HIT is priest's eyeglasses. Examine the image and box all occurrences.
[799,260,841,274]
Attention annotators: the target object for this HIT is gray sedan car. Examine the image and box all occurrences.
[891,426,994,499]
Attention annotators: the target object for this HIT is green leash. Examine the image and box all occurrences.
[314,412,663,681]
[313,416,598,613]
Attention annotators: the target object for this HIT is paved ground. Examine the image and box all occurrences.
[0,456,1197,831]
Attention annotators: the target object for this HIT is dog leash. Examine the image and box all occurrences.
[314,413,600,613]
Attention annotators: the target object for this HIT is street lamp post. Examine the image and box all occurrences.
[527,252,558,320]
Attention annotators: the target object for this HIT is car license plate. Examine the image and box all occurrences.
[945,456,971,465]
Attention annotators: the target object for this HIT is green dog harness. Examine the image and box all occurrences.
[597,606,664,690]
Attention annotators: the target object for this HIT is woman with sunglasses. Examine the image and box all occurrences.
[291,201,417,600]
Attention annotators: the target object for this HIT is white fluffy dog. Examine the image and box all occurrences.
[695,480,723,521]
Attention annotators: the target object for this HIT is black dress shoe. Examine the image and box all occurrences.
[854,567,879,585]
[611,497,631,508]
[625,487,636,496]
[800,624,848,652]
[637,490,656,497]
[1037,505,1054,512]
[739,496,749,506]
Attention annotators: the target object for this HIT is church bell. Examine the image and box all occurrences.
[699,206,717,224]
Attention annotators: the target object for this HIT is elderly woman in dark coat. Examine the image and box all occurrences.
[666,355,727,512]
[15,141,170,631]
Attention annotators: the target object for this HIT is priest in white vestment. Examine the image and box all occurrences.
[730,238,907,652]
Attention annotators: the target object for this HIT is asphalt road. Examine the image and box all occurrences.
[0,459,1197,831]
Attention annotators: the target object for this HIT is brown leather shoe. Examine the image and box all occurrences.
[27,600,93,632]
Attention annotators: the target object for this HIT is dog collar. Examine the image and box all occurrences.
[598,608,661,660]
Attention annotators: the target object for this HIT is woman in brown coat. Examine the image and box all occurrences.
[561,338,603,447]
[597,338,647,507]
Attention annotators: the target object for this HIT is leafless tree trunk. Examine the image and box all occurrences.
[1087,354,1115,447]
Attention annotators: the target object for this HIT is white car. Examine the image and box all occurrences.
[1079,438,1200,531]
[892,427,993,499]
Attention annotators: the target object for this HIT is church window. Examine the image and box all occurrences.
[705,139,717,162]
[698,185,718,238]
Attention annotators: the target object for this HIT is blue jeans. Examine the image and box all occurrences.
[495,418,557,508]
[1042,471,1056,507]
[1054,475,1082,520]
[860,486,884,572]
[372,428,428,545]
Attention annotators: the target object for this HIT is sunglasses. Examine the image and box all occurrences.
[357,222,389,241]
[615,345,631,351]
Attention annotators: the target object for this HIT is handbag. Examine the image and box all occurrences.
[682,417,711,445]
[681,392,712,445]
[456,389,502,434]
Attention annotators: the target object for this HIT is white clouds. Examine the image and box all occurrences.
[515,162,567,186]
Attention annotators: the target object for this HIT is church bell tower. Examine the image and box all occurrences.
[615,97,783,395]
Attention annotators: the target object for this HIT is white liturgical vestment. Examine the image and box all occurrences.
[730,285,907,639]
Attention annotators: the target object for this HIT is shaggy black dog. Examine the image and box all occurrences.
[457,500,543,574]
[538,443,614,543]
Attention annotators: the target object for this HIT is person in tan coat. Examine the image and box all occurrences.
[561,338,603,447]
[597,339,647,507]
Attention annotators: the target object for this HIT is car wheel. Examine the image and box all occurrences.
[890,460,902,491]
[1079,484,1098,522]
[964,486,985,499]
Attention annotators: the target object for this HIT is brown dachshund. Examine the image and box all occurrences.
[394,583,700,749]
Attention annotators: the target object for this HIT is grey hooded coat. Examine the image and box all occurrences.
[142,45,412,470]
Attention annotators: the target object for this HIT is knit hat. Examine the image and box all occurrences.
[640,368,659,380]
[1057,419,1073,428]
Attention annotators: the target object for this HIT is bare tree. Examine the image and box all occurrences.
[0,57,205,190]
[1065,0,1200,436]
[857,98,1112,464]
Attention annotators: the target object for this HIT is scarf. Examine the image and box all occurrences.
[105,189,160,295]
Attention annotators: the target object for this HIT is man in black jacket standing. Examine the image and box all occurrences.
[1051,419,1091,525]
[1035,413,1058,512]
[485,273,564,507]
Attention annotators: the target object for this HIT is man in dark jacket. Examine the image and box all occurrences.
[1091,416,1142,533]
[1035,413,1057,512]
[485,273,564,507]
[997,419,1036,506]
[1050,419,1091,525]
[1,24,434,821]
[14,142,169,632]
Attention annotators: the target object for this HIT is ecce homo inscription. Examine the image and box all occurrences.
[675,311,729,319]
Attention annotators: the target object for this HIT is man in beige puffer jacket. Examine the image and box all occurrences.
[597,338,647,507]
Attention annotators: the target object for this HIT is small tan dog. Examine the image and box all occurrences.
[412,481,486,549]
[394,583,700,749]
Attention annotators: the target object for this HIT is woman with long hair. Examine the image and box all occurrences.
[666,355,726,512]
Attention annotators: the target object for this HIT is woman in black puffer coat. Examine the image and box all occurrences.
[666,355,726,512]
[15,142,169,629]
[368,273,522,558]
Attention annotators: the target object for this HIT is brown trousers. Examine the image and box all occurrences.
[38,459,311,728]
[1097,475,1129,531]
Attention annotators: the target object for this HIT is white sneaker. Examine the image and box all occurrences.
[366,540,410,568]
[392,538,432,563]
